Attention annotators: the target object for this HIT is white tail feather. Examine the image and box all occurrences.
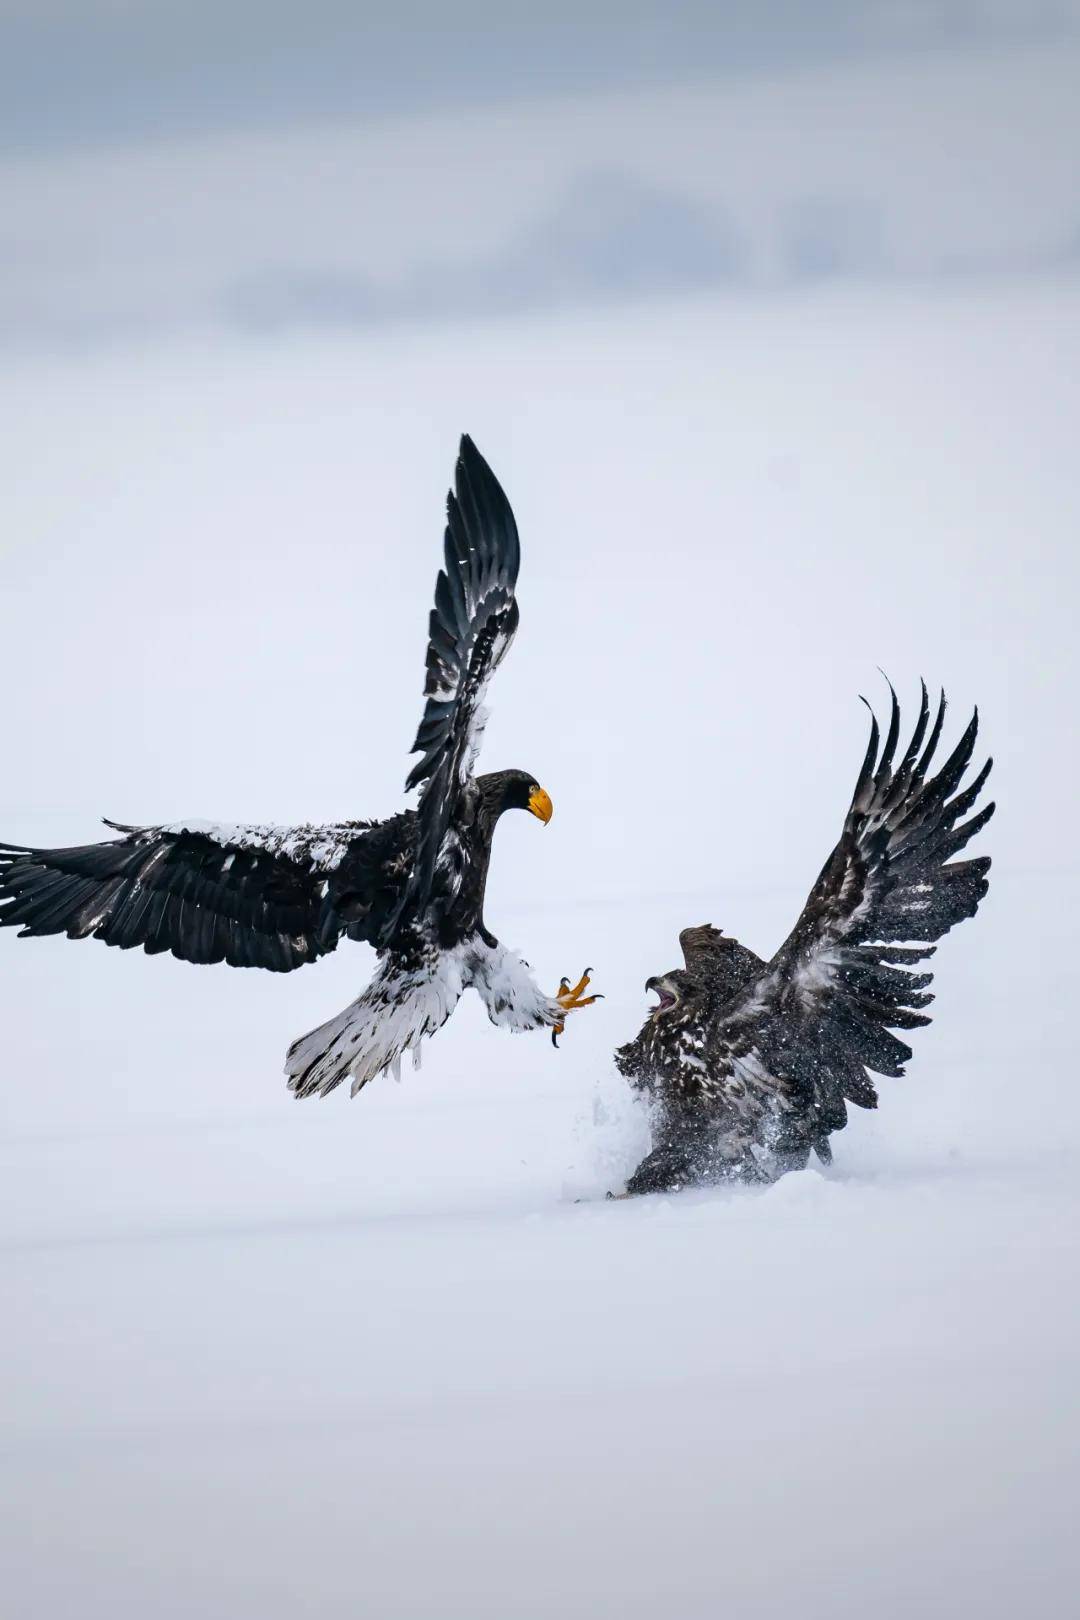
[284,935,559,1102]
[285,949,465,1099]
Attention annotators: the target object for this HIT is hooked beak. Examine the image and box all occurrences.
[646,975,677,1014]
[528,786,553,824]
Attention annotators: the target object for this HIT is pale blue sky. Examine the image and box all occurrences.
[3,4,1079,352]
[3,0,1074,154]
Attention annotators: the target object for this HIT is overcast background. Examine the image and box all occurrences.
[5,0,1080,351]
[2,8,1079,1619]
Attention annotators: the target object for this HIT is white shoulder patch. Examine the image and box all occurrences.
[159,819,369,871]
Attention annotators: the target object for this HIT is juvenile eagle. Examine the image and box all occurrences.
[0,436,598,1096]
[614,685,993,1194]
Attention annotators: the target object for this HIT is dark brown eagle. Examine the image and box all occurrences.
[614,685,993,1194]
[0,436,598,1097]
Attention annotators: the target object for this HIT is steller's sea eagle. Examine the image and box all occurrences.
[613,684,993,1194]
[0,436,599,1097]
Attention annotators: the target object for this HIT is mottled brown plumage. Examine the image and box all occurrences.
[615,685,994,1194]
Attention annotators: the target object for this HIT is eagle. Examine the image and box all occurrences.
[614,684,993,1195]
[0,436,599,1097]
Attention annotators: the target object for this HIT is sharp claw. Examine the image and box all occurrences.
[550,968,602,1037]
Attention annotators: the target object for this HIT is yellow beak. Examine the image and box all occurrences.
[528,786,553,824]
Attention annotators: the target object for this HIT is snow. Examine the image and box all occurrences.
[158,819,364,870]
[1,277,1078,1617]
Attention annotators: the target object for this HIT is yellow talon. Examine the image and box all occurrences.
[560,969,592,1004]
[551,968,603,1046]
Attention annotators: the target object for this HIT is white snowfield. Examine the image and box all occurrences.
[1,277,1077,1619]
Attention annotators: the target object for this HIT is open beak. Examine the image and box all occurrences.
[528,786,553,824]
[646,976,677,1013]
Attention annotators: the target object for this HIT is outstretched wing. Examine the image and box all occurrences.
[679,924,726,975]
[395,434,521,930]
[679,924,764,1001]
[698,684,994,1139]
[0,817,369,971]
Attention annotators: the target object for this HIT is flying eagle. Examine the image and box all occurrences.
[0,436,598,1096]
[614,685,993,1194]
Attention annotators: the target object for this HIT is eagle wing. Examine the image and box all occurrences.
[693,685,994,1135]
[679,924,765,999]
[679,925,726,975]
[0,817,371,971]
[392,434,521,933]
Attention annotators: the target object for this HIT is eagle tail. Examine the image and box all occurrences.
[285,950,465,1100]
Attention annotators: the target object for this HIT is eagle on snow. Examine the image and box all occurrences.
[614,685,993,1194]
[0,437,599,1096]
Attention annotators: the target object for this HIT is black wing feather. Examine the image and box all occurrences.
[0,825,343,972]
[392,435,522,936]
[718,686,993,1127]
[620,687,994,1173]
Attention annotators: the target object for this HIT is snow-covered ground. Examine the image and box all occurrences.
[2,282,1078,1617]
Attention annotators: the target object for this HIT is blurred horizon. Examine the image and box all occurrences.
[4,4,1080,355]
[7,2,1078,157]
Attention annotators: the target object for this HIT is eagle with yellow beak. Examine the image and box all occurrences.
[0,436,598,1096]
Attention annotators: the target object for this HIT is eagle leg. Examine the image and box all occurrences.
[551,968,603,1046]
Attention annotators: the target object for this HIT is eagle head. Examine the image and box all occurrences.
[614,968,709,1089]
[478,769,553,824]
[645,968,705,1019]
